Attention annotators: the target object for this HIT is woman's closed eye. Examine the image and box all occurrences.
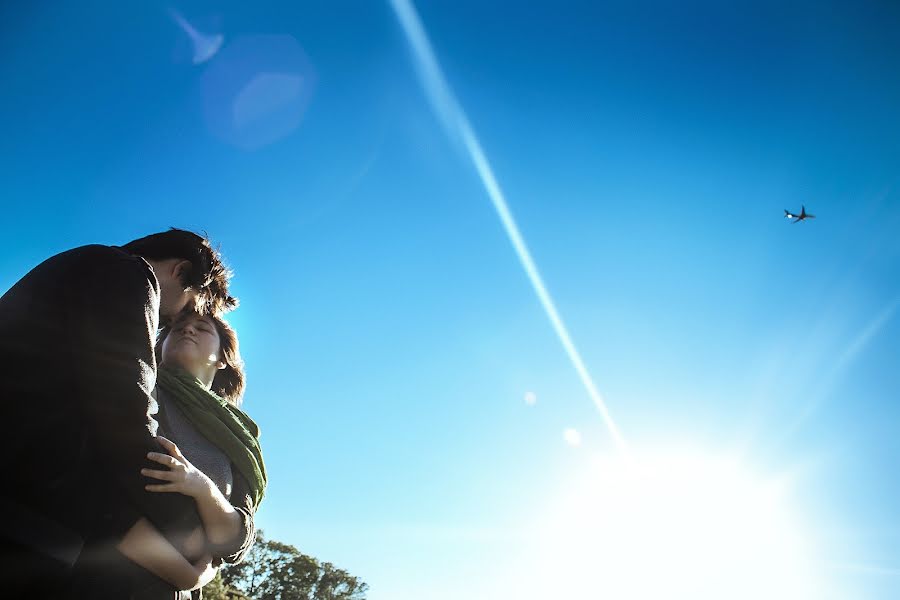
[181,320,210,333]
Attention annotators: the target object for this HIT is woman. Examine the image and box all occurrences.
[116,312,267,598]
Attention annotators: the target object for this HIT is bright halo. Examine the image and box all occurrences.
[527,449,822,600]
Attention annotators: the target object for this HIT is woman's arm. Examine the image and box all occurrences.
[193,479,243,546]
[117,517,218,591]
[215,470,257,564]
[144,436,243,547]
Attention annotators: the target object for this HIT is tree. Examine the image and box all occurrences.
[312,561,367,600]
[211,530,368,600]
[203,571,249,600]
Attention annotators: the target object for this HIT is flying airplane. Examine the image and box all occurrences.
[784,205,815,223]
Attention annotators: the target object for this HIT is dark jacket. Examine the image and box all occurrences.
[0,245,202,597]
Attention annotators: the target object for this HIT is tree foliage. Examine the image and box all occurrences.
[204,531,367,600]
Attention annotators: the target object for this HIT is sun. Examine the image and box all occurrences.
[526,449,823,600]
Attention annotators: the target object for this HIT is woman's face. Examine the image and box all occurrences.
[161,313,223,377]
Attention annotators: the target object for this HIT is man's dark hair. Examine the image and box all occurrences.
[122,228,238,316]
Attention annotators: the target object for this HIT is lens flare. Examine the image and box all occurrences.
[201,34,317,151]
[168,8,223,65]
[563,428,582,447]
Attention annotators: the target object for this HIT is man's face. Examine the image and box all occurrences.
[161,288,200,325]
[156,263,200,325]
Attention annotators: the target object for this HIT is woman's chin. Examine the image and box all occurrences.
[163,352,196,371]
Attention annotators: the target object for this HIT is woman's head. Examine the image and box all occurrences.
[158,312,245,405]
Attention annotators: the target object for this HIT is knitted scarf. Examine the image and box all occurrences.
[156,364,267,508]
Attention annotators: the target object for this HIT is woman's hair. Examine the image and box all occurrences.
[157,313,246,406]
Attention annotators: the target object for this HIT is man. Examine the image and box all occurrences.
[0,229,237,597]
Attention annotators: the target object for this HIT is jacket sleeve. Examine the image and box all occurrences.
[72,249,201,540]
[210,468,257,564]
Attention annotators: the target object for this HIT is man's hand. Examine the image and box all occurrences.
[181,526,207,561]
[117,517,215,591]
[189,554,218,590]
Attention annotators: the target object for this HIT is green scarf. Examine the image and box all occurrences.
[156,364,267,508]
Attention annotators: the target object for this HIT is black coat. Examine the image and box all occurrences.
[0,245,201,597]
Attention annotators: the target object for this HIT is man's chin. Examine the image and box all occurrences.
[160,303,193,327]
[159,310,181,329]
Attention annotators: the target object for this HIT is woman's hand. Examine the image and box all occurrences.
[145,435,243,549]
[143,436,213,500]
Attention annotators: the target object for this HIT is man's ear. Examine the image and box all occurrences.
[172,260,193,289]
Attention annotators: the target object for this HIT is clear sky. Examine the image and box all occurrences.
[2,1,899,598]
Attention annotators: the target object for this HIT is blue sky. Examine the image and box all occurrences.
[2,1,899,598]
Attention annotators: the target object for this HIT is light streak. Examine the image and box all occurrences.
[389,0,626,451]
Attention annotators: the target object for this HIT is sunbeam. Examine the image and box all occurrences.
[836,294,900,369]
[389,0,626,451]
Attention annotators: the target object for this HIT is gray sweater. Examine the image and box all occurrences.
[147,388,258,600]
[154,387,257,565]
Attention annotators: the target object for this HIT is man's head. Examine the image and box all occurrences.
[122,228,237,323]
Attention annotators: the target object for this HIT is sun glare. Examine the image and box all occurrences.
[528,450,822,600]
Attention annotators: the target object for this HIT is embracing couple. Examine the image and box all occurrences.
[0,229,267,599]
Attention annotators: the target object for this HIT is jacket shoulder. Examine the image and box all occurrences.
[0,245,157,307]
[63,244,151,270]
[60,245,158,289]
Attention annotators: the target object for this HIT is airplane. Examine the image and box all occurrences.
[784,205,815,223]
